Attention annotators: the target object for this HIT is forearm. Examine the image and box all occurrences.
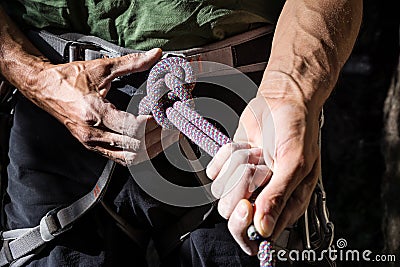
[259,0,362,111]
[0,6,49,98]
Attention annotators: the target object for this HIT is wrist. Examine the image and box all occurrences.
[257,69,333,113]
[4,56,51,96]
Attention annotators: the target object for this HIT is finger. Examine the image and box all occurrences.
[216,164,271,219]
[210,148,263,198]
[91,146,138,166]
[207,144,263,182]
[66,120,143,166]
[133,131,180,163]
[148,130,180,158]
[98,48,162,88]
[65,119,141,150]
[85,130,142,151]
[227,199,258,255]
[143,126,178,149]
[206,143,251,180]
[253,154,319,238]
[101,105,158,136]
[98,83,112,98]
[144,116,160,132]
[248,164,272,193]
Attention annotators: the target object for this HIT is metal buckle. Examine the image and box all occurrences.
[65,42,101,62]
[39,206,71,242]
[161,52,187,60]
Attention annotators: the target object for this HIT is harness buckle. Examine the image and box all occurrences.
[161,52,187,59]
[65,42,97,62]
[39,207,66,242]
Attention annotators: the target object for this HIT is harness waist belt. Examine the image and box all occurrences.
[27,25,274,74]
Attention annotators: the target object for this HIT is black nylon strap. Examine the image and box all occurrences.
[55,159,116,230]
[2,240,13,264]
[0,160,116,266]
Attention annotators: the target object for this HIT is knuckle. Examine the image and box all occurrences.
[128,52,144,59]
[80,131,94,145]
[128,53,147,69]
[131,139,142,152]
[117,158,129,167]
[81,102,103,126]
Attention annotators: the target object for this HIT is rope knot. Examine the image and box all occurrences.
[139,57,196,129]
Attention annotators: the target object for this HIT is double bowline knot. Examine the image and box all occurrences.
[139,57,196,129]
[138,57,231,157]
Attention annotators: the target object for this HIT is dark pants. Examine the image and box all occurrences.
[4,72,262,267]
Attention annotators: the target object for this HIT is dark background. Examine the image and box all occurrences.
[322,0,399,266]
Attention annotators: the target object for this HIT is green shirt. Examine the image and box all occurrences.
[2,0,284,50]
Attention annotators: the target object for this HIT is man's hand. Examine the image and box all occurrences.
[0,7,175,166]
[206,0,362,255]
[207,95,322,255]
[26,49,177,165]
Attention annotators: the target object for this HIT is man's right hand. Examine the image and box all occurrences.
[25,48,177,166]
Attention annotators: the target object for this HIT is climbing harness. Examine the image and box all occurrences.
[0,160,116,266]
[0,26,335,266]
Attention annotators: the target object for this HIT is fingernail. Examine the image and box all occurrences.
[260,214,275,237]
[236,201,248,220]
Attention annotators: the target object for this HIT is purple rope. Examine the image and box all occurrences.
[139,57,195,129]
[258,241,274,267]
[139,57,272,267]
[172,101,231,147]
[166,106,220,156]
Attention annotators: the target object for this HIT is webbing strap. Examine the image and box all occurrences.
[0,160,116,266]
[27,25,274,74]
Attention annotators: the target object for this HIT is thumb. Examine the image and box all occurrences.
[253,169,295,238]
[116,48,162,73]
[98,48,162,88]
